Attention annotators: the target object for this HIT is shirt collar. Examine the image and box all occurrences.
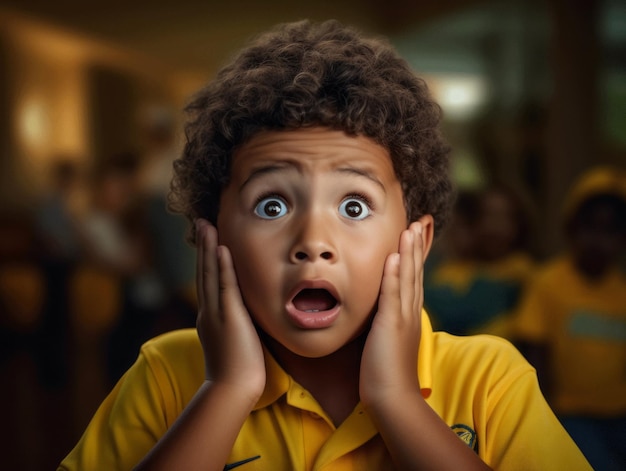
[253,309,435,410]
[418,309,434,398]
[253,344,291,410]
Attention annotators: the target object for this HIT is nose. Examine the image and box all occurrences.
[289,210,337,263]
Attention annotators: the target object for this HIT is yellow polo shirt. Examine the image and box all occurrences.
[59,313,591,470]
[513,256,626,416]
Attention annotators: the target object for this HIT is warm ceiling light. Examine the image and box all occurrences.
[19,96,49,150]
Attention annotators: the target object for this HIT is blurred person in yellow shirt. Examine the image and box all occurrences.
[514,167,626,471]
[425,183,535,339]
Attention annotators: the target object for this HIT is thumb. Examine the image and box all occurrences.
[378,252,401,315]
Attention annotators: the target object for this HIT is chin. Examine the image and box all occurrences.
[265,327,370,361]
[278,334,345,358]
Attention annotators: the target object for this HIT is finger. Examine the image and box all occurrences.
[205,225,220,321]
[409,222,425,315]
[399,228,416,317]
[417,225,425,313]
[195,219,206,311]
[197,219,219,320]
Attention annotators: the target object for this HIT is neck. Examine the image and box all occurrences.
[262,332,366,426]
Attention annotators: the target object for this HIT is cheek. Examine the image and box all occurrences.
[347,233,400,299]
[227,236,280,305]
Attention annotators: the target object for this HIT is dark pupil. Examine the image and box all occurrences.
[346,201,362,217]
[264,200,282,216]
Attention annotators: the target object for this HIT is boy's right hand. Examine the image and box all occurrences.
[195,219,266,402]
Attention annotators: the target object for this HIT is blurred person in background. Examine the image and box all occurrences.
[423,188,480,279]
[137,105,196,334]
[513,167,626,471]
[33,158,85,389]
[78,152,162,385]
[425,183,535,339]
[80,153,146,275]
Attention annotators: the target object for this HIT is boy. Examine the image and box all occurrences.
[59,20,590,470]
[513,167,626,470]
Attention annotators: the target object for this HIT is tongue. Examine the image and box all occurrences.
[293,289,336,312]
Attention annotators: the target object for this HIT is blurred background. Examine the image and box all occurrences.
[0,0,624,469]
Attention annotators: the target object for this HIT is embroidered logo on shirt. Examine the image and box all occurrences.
[451,424,478,452]
[224,455,261,470]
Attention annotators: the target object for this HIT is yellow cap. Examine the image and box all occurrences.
[562,166,626,222]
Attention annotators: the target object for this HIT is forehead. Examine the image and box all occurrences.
[230,127,397,181]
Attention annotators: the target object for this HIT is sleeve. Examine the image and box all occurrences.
[57,349,172,471]
[480,349,592,470]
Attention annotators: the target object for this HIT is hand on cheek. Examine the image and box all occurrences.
[195,219,266,401]
[359,221,425,407]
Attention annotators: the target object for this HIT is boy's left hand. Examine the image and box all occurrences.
[359,221,424,407]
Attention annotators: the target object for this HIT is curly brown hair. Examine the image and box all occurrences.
[169,19,452,242]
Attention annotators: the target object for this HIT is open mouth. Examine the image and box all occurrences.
[292,288,338,313]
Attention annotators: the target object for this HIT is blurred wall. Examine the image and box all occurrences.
[0,30,16,210]
[0,10,205,214]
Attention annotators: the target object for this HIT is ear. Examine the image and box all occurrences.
[415,214,435,260]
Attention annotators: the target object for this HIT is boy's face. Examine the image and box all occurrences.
[217,127,409,358]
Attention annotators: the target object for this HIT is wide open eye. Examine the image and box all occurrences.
[254,196,288,219]
[339,197,371,220]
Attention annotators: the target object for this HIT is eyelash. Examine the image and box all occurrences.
[344,192,374,210]
[253,191,287,207]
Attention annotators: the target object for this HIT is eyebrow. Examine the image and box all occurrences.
[239,163,292,191]
[336,167,386,193]
[239,161,387,193]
